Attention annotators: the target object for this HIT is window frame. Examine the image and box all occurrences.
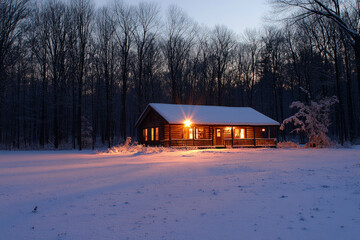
[189,128,193,139]
[224,127,232,139]
[195,127,205,139]
[183,127,194,139]
[234,127,246,139]
[234,128,240,139]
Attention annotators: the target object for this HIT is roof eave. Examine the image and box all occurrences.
[134,104,151,128]
[167,122,280,126]
[135,104,170,128]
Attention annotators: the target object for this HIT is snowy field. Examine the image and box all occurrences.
[1,148,360,240]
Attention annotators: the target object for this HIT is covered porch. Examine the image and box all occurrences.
[162,124,277,147]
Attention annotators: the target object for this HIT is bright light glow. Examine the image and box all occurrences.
[240,128,245,139]
[262,128,266,132]
[184,120,192,127]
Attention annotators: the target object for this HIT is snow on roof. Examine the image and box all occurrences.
[146,103,280,126]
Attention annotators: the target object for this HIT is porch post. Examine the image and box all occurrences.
[211,126,214,146]
[169,125,171,147]
[209,126,211,146]
[253,126,256,147]
[231,126,234,147]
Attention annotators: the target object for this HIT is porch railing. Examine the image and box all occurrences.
[225,138,277,147]
[161,138,276,147]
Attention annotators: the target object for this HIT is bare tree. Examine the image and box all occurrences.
[163,5,196,103]
[71,0,93,150]
[112,0,136,141]
[133,2,160,115]
[94,7,116,148]
[240,29,261,107]
[27,2,50,147]
[209,25,236,106]
[0,0,29,145]
[0,0,29,96]
[273,0,360,111]
[45,0,70,148]
[261,27,286,122]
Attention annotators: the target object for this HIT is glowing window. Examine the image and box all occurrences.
[224,127,232,138]
[195,128,204,139]
[151,128,154,141]
[240,128,245,139]
[155,127,159,141]
[217,129,221,137]
[143,129,148,141]
[183,127,193,139]
[234,128,240,138]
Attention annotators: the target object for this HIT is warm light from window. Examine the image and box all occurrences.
[262,128,266,132]
[240,128,245,139]
[143,129,148,141]
[184,120,192,127]
[195,127,204,139]
[234,128,240,138]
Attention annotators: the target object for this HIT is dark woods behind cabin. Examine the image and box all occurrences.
[0,0,359,149]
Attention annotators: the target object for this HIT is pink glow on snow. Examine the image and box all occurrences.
[1,148,360,239]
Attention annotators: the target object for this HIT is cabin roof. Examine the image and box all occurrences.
[136,103,280,126]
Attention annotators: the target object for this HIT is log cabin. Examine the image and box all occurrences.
[135,103,280,147]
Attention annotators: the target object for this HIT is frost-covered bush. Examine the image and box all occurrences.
[277,141,301,148]
[100,137,172,154]
[280,95,338,148]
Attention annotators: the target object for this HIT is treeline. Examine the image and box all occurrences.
[0,0,359,149]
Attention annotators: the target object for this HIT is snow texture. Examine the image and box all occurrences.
[1,148,360,239]
[141,103,280,126]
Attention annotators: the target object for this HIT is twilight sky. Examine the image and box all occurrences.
[94,0,271,36]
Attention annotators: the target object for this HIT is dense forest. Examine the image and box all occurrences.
[0,0,359,149]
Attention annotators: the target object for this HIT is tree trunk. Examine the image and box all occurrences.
[121,51,129,141]
[40,49,47,147]
[54,76,59,149]
[217,71,222,106]
[343,38,355,142]
[72,74,76,149]
[77,67,83,150]
[353,36,360,128]
[333,39,346,144]
[105,61,111,148]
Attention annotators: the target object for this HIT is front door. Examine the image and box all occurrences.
[215,128,223,146]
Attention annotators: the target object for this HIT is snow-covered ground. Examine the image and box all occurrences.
[1,148,360,240]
